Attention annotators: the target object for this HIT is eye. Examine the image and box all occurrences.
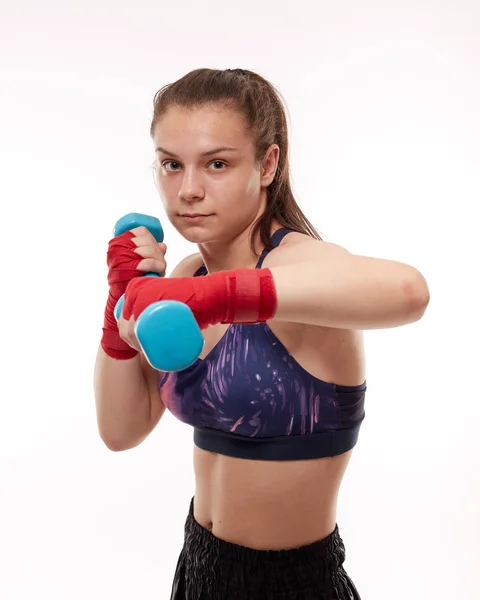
[162,160,181,171]
[209,161,227,170]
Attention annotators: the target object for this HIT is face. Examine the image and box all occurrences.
[152,104,278,245]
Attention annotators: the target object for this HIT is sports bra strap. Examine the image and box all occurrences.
[193,228,295,274]
[193,263,208,277]
[255,227,294,268]
[270,227,295,248]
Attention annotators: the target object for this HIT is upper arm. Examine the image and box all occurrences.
[138,251,204,428]
[263,232,429,319]
[139,352,166,427]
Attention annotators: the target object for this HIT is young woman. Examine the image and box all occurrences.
[94,68,430,599]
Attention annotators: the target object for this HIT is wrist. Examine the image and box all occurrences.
[101,291,138,360]
[208,268,277,325]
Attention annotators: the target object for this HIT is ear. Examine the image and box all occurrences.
[260,144,280,187]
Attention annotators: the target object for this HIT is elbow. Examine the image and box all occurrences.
[102,438,130,452]
[98,430,130,452]
[101,435,143,452]
[402,270,430,322]
[97,425,139,452]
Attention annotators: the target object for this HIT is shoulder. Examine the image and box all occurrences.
[168,252,204,278]
[263,231,350,268]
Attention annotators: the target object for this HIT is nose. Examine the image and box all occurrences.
[178,166,205,203]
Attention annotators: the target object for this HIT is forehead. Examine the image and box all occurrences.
[153,104,252,150]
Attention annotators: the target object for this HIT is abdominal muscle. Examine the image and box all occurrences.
[193,446,353,551]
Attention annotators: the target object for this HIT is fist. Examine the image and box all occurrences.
[120,272,227,331]
[117,277,189,353]
[106,225,167,298]
[128,225,167,277]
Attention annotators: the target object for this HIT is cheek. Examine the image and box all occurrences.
[219,175,258,217]
[228,168,261,204]
[243,172,262,213]
[155,176,175,208]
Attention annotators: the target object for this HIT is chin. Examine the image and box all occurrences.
[181,230,212,244]
[171,221,214,244]
[171,214,245,245]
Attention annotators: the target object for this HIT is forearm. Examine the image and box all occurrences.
[269,257,430,330]
[93,346,154,450]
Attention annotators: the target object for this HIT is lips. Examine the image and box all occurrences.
[179,213,213,223]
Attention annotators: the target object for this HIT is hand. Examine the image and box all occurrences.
[101,226,167,359]
[107,226,167,300]
[127,226,167,278]
[121,276,206,327]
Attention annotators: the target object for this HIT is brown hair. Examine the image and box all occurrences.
[150,68,322,251]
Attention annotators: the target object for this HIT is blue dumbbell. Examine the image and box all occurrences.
[112,213,204,372]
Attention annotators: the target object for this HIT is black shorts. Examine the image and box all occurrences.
[170,498,361,600]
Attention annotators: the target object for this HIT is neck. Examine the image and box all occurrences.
[198,220,264,273]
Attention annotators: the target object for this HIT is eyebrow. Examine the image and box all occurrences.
[155,146,239,158]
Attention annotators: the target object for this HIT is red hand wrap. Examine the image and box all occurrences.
[101,231,143,359]
[122,268,277,330]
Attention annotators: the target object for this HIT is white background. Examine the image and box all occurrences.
[1,1,479,598]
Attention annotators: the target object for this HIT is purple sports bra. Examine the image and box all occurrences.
[157,229,366,461]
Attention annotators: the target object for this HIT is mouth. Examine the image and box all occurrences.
[179,213,213,222]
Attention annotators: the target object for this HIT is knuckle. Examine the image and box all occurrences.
[138,258,152,272]
[146,258,159,271]
[149,258,166,274]
[136,256,166,274]
[134,242,159,258]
